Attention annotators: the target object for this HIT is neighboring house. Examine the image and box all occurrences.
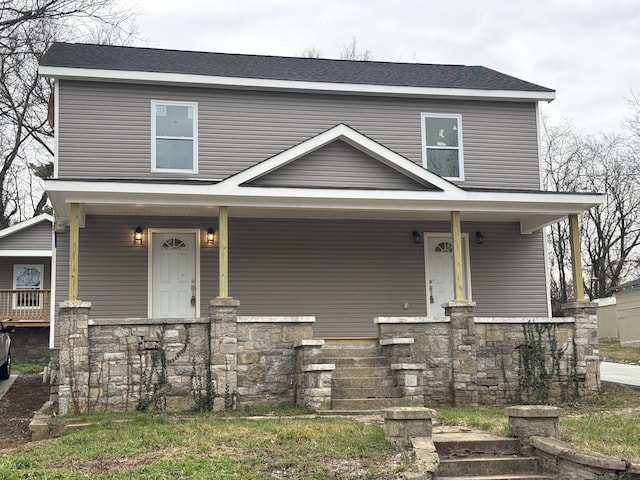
[39,43,602,414]
[608,279,640,346]
[0,214,54,361]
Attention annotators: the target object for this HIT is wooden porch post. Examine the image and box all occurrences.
[68,203,80,301]
[450,211,466,301]
[568,213,585,302]
[218,206,229,299]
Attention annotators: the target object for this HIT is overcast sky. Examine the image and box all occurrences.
[124,0,640,136]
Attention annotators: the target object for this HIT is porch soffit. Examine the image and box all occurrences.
[46,178,603,234]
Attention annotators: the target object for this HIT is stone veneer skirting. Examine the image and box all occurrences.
[53,300,600,415]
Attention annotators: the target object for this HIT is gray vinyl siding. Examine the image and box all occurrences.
[250,140,435,190]
[0,257,52,289]
[0,222,52,251]
[57,81,541,189]
[615,289,640,342]
[55,215,548,337]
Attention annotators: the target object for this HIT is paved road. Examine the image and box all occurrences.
[600,361,640,387]
[0,373,18,401]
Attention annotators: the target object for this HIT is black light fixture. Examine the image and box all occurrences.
[134,226,143,245]
[412,230,422,244]
[207,227,219,247]
[475,231,485,245]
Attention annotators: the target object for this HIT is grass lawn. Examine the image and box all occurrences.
[599,337,640,364]
[0,411,413,479]
[2,342,639,477]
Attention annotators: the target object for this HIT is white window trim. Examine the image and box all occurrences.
[420,112,464,181]
[151,100,198,174]
[13,264,44,309]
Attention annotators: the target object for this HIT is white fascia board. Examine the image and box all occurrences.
[0,214,54,239]
[38,66,556,102]
[0,249,52,257]
[218,124,460,192]
[46,179,603,220]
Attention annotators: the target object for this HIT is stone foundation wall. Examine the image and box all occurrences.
[56,299,317,415]
[376,302,600,407]
[236,316,314,407]
[9,327,50,362]
[55,300,599,415]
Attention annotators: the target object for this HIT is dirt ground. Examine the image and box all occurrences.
[0,373,50,449]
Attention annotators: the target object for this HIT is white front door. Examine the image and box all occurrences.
[151,231,198,318]
[425,234,471,316]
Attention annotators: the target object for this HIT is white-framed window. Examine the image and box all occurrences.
[421,113,464,180]
[13,264,43,308]
[151,100,198,173]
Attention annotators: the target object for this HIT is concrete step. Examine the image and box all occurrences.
[438,457,542,477]
[319,346,382,358]
[332,386,403,399]
[331,366,392,378]
[331,397,409,410]
[319,356,390,367]
[332,376,397,388]
[434,438,521,457]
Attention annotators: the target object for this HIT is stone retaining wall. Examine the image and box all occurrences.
[54,299,599,414]
[376,302,599,406]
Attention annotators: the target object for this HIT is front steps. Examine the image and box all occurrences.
[318,340,408,412]
[433,433,555,480]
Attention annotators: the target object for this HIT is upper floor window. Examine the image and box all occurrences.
[151,101,198,173]
[421,113,464,180]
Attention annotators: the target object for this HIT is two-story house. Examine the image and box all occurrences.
[39,43,602,414]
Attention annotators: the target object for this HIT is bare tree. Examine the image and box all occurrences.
[298,38,373,61]
[543,115,640,306]
[299,45,322,59]
[0,0,138,228]
[339,37,372,61]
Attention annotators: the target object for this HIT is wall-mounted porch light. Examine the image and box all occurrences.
[207,227,219,247]
[412,230,422,244]
[134,226,143,245]
[475,231,485,245]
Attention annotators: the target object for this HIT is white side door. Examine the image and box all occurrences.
[151,231,198,318]
[425,234,471,317]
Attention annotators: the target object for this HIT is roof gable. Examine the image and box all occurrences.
[218,124,460,193]
[247,139,439,191]
[0,214,53,240]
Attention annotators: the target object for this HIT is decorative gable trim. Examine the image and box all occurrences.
[217,124,461,193]
[0,214,54,240]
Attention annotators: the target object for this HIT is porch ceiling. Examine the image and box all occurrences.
[46,179,603,234]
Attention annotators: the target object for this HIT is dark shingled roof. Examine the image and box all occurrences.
[40,42,554,93]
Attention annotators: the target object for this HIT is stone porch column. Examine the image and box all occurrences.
[57,300,91,415]
[209,297,239,410]
[562,301,600,396]
[445,301,478,406]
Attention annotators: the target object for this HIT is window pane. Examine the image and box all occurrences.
[156,139,194,170]
[427,149,459,177]
[425,117,459,147]
[155,105,194,137]
[15,266,42,289]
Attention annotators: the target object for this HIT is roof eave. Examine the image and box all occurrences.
[38,66,556,102]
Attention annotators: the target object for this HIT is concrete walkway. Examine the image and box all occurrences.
[600,361,640,387]
[0,373,18,401]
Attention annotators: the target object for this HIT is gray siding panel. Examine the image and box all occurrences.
[55,216,547,337]
[250,140,433,190]
[58,81,540,189]
[0,257,52,289]
[0,222,52,251]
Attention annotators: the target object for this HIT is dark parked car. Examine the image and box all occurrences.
[0,321,14,380]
